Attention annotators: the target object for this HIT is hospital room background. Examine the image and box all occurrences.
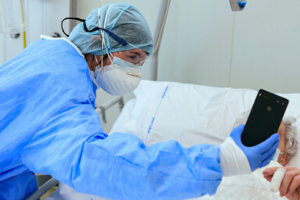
[2,0,300,199]
[1,0,300,133]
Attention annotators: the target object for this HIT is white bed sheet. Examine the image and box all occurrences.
[110,80,300,168]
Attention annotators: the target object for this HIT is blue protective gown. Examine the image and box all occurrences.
[0,38,223,200]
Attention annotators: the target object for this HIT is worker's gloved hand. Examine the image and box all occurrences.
[220,124,280,177]
[231,125,280,171]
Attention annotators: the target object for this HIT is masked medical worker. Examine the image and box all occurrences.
[0,3,280,200]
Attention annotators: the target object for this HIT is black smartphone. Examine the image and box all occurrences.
[241,89,289,147]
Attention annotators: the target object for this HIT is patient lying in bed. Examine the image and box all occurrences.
[197,112,299,200]
[234,111,299,167]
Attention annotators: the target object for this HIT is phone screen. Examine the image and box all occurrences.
[241,89,289,147]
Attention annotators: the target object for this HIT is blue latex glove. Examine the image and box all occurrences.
[230,124,280,171]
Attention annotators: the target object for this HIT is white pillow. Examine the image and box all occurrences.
[110,80,300,168]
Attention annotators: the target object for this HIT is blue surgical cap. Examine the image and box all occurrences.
[68,3,153,56]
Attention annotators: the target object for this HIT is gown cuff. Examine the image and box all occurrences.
[220,137,251,177]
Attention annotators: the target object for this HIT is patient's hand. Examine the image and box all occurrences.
[263,167,300,200]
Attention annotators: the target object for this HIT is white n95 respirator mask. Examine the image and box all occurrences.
[90,56,142,96]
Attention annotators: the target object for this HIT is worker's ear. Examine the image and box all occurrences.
[95,55,105,64]
[278,153,289,166]
[98,54,111,68]
[84,54,103,71]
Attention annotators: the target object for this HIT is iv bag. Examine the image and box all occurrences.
[0,0,28,34]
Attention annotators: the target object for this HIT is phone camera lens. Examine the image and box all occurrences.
[267,106,272,111]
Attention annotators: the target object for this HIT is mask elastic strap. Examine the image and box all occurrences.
[101,4,113,51]
[99,5,114,69]
[94,55,102,75]
[94,55,100,66]
[98,8,106,71]
[98,12,104,71]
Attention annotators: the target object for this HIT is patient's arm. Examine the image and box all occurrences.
[264,167,300,200]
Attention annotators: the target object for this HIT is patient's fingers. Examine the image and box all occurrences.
[287,174,300,197]
[279,168,300,196]
[263,167,298,179]
[263,167,280,182]
[263,175,274,182]
[263,167,279,176]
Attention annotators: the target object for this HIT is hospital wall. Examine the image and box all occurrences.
[75,0,300,94]
[75,0,300,132]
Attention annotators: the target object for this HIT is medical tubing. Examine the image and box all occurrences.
[20,0,27,48]
[152,0,171,54]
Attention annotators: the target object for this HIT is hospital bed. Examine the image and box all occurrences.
[26,80,300,200]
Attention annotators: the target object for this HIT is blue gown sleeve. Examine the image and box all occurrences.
[20,103,223,200]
